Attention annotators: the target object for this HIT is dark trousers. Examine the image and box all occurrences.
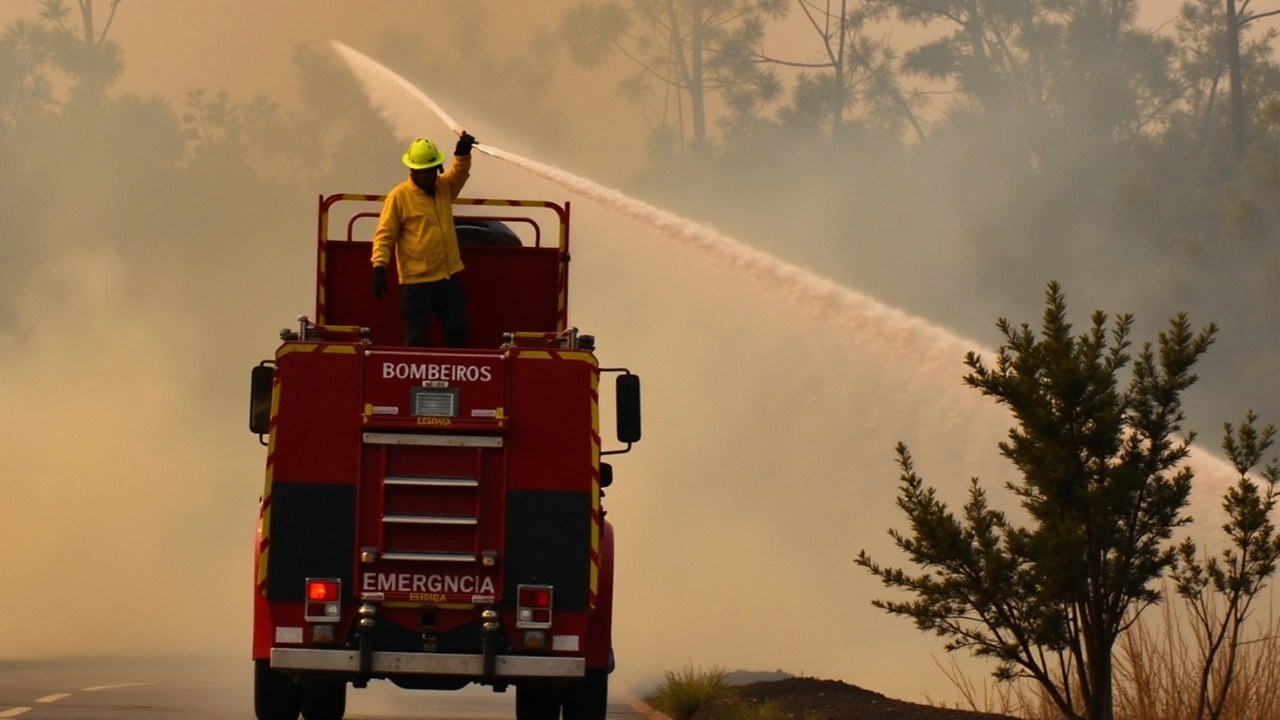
[400,276,468,348]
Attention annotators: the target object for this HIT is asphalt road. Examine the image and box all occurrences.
[0,657,645,720]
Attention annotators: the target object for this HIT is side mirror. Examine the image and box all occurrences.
[615,374,641,444]
[600,462,613,488]
[249,364,275,436]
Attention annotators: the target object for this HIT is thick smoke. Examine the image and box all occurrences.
[0,244,249,656]
[331,48,1248,702]
[0,2,1266,712]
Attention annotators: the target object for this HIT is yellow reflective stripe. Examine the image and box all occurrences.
[516,349,599,365]
[258,373,282,594]
[589,369,601,608]
[275,343,317,358]
[516,350,598,364]
[457,198,554,208]
[257,506,270,591]
[558,350,598,367]
[276,343,357,358]
[590,559,598,608]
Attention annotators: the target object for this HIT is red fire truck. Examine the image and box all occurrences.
[247,194,641,720]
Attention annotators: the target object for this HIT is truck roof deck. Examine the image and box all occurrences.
[315,194,570,348]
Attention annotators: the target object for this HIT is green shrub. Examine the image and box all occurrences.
[647,663,731,720]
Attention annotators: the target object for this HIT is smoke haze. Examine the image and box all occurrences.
[0,0,1272,711]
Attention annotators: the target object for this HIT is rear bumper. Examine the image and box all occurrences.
[270,648,584,678]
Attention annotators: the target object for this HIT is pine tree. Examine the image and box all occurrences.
[857,281,1217,720]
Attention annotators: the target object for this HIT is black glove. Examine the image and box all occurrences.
[455,132,476,156]
[372,265,388,298]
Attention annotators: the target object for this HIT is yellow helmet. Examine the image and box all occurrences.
[402,138,445,169]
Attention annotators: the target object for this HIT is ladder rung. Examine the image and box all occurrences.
[383,514,477,526]
[385,475,478,488]
[364,432,502,448]
[381,551,476,563]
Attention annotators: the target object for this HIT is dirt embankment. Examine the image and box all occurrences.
[688,677,1019,720]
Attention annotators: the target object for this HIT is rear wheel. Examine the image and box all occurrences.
[515,684,561,720]
[562,668,608,720]
[300,680,347,720]
[254,660,300,720]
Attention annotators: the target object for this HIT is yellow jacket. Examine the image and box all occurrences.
[371,154,471,284]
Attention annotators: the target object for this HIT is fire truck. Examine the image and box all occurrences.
[247,194,641,720]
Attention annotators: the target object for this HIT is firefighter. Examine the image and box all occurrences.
[371,132,478,347]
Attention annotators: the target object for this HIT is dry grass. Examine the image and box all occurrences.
[1111,594,1280,720]
[938,587,1280,720]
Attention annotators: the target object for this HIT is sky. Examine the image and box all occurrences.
[0,0,1273,712]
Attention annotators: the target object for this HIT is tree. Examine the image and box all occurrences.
[868,0,1181,165]
[1171,412,1280,720]
[0,1,125,131]
[37,0,123,104]
[0,18,56,130]
[1166,0,1280,161]
[560,0,786,156]
[857,282,1217,720]
[866,0,1047,119]
[749,0,926,142]
[176,43,396,188]
[1224,0,1280,160]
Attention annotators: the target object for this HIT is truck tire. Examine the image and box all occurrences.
[562,668,608,720]
[254,660,300,720]
[515,685,560,720]
[300,681,347,720]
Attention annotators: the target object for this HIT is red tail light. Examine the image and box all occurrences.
[303,577,342,625]
[308,580,340,601]
[519,587,551,608]
[516,584,553,629]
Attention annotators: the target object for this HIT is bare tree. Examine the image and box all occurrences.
[561,0,785,156]
[750,0,926,141]
[1171,412,1280,720]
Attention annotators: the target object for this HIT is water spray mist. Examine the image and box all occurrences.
[330,41,978,353]
[314,39,1253,703]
